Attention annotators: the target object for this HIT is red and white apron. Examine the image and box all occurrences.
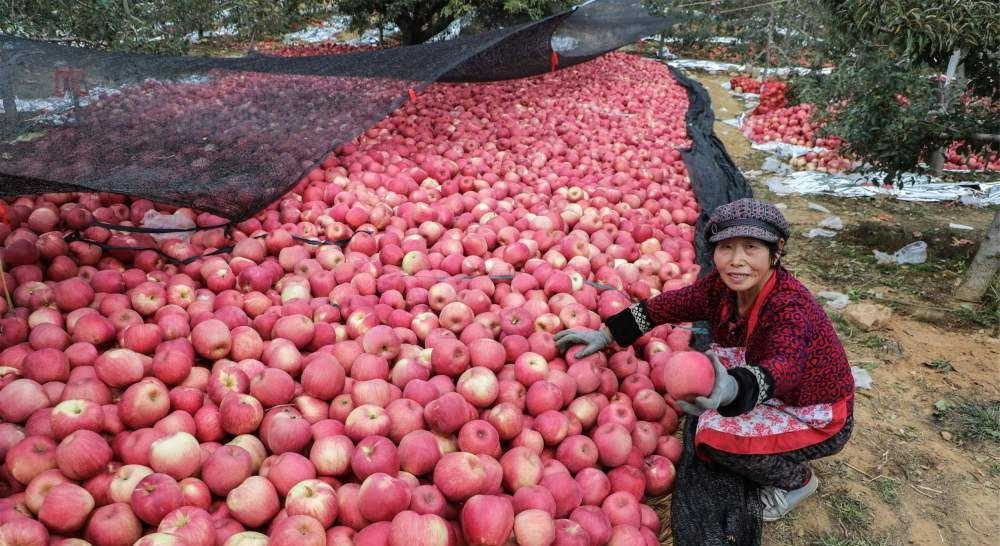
[693,273,850,457]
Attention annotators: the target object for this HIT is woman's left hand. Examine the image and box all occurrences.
[676,351,738,416]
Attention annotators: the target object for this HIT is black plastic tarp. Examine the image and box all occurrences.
[0,0,672,220]
[669,65,761,546]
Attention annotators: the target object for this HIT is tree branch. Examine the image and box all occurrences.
[968,133,1000,143]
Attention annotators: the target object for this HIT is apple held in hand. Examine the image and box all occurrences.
[660,351,715,402]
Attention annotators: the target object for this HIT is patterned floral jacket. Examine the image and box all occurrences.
[606,267,854,417]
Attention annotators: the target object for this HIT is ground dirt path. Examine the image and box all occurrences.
[664,72,1000,546]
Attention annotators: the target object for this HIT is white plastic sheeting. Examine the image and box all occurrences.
[280,15,399,45]
[667,58,834,76]
[765,170,1000,207]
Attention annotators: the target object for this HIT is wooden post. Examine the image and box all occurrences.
[956,209,1000,302]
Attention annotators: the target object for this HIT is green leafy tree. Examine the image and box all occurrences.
[647,2,999,303]
[643,0,829,71]
[337,0,573,45]
[797,1,1000,302]
[1,0,326,53]
[793,0,1000,179]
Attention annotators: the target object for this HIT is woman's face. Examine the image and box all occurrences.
[713,237,774,293]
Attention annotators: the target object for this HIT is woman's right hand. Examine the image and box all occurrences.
[553,327,612,358]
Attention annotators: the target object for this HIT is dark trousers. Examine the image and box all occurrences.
[701,416,854,490]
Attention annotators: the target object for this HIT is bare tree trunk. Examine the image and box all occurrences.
[1,45,18,132]
[759,8,775,85]
[956,209,1000,302]
[931,49,962,177]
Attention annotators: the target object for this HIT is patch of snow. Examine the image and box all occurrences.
[185,26,238,44]
[429,17,465,43]
[282,15,352,44]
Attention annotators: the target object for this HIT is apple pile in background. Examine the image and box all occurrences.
[731,74,1000,174]
[0,52,703,546]
[942,141,1000,172]
[261,43,384,56]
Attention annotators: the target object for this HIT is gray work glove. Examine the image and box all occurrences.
[676,351,738,417]
[553,327,612,359]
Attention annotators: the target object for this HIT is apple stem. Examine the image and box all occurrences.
[0,255,12,314]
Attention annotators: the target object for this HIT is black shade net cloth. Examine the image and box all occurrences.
[669,65,762,546]
[0,0,672,221]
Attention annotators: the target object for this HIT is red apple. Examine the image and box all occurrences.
[460,494,514,546]
[0,379,50,424]
[118,378,171,429]
[149,431,201,480]
[388,511,449,546]
[201,444,253,497]
[158,506,215,546]
[191,319,232,361]
[226,476,279,529]
[285,479,338,528]
[309,435,353,477]
[432,451,486,503]
[131,472,184,526]
[55,429,112,480]
[6,435,58,485]
[38,482,94,533]
[358,472,411,522]
[85,502,143,546]
[49,398,103,439]
[0,516,49,546]
[269,514,325,546]
[499,446,542,492]
[350,435,399,481]
[514,509,556,546]
[397,430,441,478]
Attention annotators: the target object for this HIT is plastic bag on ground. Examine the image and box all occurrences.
[873,241,927,265]
[817,291,850,309]
[761,156,791,174]
[851,367,873,389]
[805,228,838,238]
[818,216,843,230]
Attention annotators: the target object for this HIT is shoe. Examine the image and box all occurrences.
[760,472,820,522]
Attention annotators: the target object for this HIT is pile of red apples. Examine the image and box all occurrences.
[734,75,1000,174]
[0,52,705,546]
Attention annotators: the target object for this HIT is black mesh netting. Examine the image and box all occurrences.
[670,67,762,546]
[0,0,671,221]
